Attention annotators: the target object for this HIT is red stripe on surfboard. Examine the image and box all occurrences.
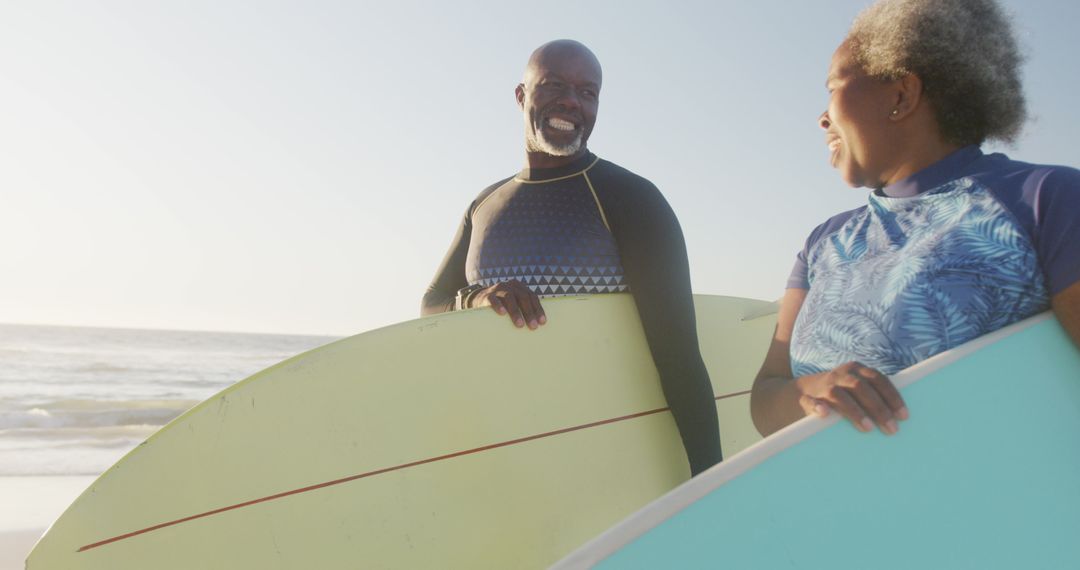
[78,389,750,553]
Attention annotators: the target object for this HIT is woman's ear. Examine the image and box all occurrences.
[889,73,924,121]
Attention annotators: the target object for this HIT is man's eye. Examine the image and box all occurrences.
[580,89,597,99]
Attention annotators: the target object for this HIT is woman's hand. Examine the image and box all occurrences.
[751,288,911,436]
[795,361,909,434]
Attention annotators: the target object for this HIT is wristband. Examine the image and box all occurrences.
[454,283,485,311]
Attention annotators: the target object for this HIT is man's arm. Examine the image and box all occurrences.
[421,198,546,328]
[596,172,721,476]
[421,208,472,315]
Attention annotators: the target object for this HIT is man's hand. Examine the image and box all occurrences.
[795,361,909,434]
[470,280,547,330]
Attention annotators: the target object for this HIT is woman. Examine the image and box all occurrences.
[751,0,1080,437]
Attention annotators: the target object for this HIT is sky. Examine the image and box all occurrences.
[1,0,1077,337]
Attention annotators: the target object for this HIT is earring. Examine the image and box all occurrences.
[890,109,899,117]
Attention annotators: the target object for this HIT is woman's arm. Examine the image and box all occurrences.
[750,289,807,436]
[1051,281,1080,348]
[750,288,908,437]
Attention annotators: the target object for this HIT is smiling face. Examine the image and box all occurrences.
[516,41,601,165]
[820,42,899,188]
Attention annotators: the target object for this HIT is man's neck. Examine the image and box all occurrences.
[524,148,590,170]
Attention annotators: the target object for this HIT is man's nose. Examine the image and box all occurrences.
[819,110,831,130]
[555,88,582,110]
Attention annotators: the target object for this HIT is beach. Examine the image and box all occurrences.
[0,323,336,567]
[0,476,95,570]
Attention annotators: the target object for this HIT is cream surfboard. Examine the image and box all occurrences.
[27,294,777,569]
[554,312,1080,569]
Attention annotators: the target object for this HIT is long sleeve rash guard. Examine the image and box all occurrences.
[422,152,722,475]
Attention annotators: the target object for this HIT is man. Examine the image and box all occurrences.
[421,40,721,476]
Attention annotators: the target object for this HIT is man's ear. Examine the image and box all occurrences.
[889,73,923,121]
[515,83,526,109]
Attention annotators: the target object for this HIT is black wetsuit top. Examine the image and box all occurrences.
[422,152,722,475]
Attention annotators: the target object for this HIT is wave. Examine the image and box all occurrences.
[0,424,155,446]
[0,423,163,476]
[75,362,136,373]
[0,399,199,430]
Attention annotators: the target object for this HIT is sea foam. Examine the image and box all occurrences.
[0,323,336,476]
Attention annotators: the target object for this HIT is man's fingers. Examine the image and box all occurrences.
[500,293,526,327]
[487,294,506,315]
[514,287,541,329]
[475,282,545,330]
[530,290,547,327]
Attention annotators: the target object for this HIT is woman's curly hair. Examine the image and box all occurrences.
[847,0,1026,146]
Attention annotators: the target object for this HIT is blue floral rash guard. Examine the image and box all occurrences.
[787,146,1080,377]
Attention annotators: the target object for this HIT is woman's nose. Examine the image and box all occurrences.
[819,110,831,130]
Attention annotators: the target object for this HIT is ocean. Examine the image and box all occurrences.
[0,323,338,477]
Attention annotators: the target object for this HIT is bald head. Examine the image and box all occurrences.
[523,40,602,87]
[516,40,603,167]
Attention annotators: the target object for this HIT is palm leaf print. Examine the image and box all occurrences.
[790,181,1049,376]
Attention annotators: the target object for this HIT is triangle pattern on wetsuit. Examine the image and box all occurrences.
[465,174,629,297]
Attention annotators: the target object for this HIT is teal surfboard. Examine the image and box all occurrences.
[555,313,1080,569]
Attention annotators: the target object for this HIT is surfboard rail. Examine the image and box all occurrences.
[27,294,778,570]
[553,311,1080,568]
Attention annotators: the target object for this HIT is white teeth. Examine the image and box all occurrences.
[547,118,576,131]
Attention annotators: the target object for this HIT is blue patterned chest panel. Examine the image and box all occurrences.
[465,179,628,296]
[791,178,1049,376]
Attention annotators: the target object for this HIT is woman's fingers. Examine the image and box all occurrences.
[799,395,831,418]
[803,362,909,435]
[826,385,875,432]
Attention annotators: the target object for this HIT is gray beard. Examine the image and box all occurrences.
[525,128,582,157]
